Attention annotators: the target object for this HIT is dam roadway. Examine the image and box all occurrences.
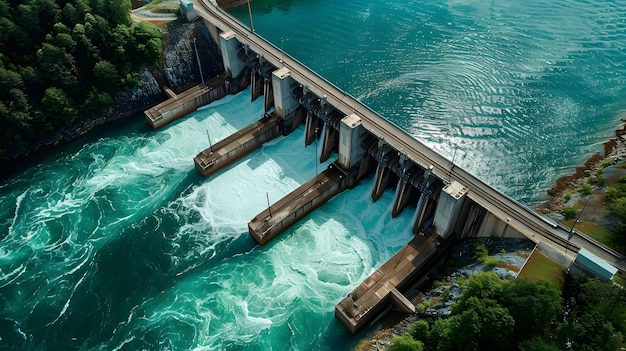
[193,0,625,272]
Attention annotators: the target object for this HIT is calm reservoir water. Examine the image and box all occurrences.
[1,0,625,349]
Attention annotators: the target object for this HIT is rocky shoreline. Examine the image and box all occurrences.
[356,239,535,351]
[538,119,626,216]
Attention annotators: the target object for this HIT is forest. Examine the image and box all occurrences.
[389,272,625,351]
[0,0,162,161]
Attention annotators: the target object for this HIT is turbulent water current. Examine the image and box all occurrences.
[1,0,626,350]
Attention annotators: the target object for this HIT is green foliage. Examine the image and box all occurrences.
[441,288,452,301]
[608,197,626,221]
[620,175,626,183]
[562,206,578,220]
[389,335,424,351]
[564,191,572,202]
[472,242,489,262]
[483,257,499,266]
[601,157,615,168]
[607,184,626,239]
[518,337,561,351]
[556,276,625,351]
[403,272,564,351]
[597,176,608,187]
[41,87,76,124]
[417,300,433,312]
[408,320,429,341]
[606,184,626,203]
[0,0,163,161]
[596,168,605,176]
[579,183,593,195]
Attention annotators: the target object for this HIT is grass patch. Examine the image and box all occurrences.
[517,251,566,287]
[146,0,173,9]
[145,0,179,14]
[564,219,614,248]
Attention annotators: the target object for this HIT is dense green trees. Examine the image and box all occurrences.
[0,0,162,161]
[606,178,626,248]
[391,272,624,351]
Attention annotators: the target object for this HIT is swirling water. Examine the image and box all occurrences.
[1,0,625,350]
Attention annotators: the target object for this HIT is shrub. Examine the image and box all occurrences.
[484,257,500,266]
[597,177,607,187]
[408,320,430,341]
[389,335,424,351]
[562,206,577,220]
[441,288,452,302]
[601,157,614,168]
[472,242,489,262]
[564,192,572,202]
[595,168,605,176]
[619,175,626,183]
[579,183,592,195]
[417,301,432,312]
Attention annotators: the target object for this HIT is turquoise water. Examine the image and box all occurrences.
[1,0,625,349]
[233,0,626,205]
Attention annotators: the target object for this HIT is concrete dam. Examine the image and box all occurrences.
[144,0,626,333]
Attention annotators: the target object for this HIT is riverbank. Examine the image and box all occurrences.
[538,119,626,216]
[1,15,223,179]
[355,238,537,351]
[536,118,626,252]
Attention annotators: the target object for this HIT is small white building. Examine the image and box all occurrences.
[179,0,198,22]
[571,248,618,281]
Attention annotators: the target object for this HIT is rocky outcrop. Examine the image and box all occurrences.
[161,21,223,93]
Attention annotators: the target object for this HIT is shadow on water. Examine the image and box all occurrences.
[0,114,153,185]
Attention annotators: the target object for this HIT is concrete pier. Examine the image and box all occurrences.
[433,180,468,239]
[248,162,355,245]
[194,113,282,177]
[219,30,246,80]
[145,76,227,129]
[272,67,299,119]
[335,233,447,334]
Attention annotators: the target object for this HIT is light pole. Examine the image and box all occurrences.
[246,0,255,32]
[315,127,319,183]
[205,129,213,153]
[280,37,289,65]
[192,37,205,87]
[565,190,593,254]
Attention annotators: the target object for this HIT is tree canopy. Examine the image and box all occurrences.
[389,272,625,351]
[0,0,162,161]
